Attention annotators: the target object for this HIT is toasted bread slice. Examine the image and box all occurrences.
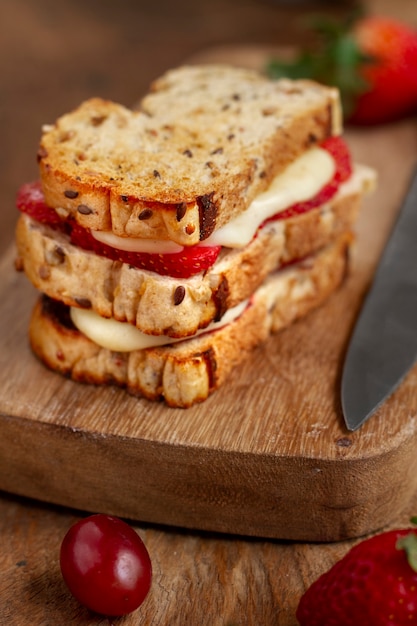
[28,232,351,408]
[16,165,374,338]
[38,65,341,246]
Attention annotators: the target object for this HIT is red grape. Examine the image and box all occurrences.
[60,514,152,616]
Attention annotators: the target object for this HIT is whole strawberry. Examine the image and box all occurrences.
[267,14,417,125]
[296,525,417,625]
[351,16,417,124]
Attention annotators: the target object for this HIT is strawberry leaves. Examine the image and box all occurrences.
[267,13,417,125]
[267,14,370,119]
[397,533,417,572]
[397,517,417,572]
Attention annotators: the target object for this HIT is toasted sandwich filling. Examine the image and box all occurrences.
[70,298,249,352]
[16,136,352,279]
[90,145,335,252]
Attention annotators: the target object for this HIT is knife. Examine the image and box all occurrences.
[341,165,417,431]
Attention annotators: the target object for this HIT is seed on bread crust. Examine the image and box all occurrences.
[176,203,187,222]
[64,190,79,199]
[138,209,153,221]
[45,245,66,266]
[74,297,92,309]
[173,285,186,306]
[77,204,93,215]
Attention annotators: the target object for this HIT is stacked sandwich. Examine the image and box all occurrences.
[15,64,375,407]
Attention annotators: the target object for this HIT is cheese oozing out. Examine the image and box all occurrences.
[91,145,336,253]
[205,146,335,248]
[70,298,249,352]
[91,232,184,255]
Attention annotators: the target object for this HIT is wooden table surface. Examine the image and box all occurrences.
[2,0,417,624]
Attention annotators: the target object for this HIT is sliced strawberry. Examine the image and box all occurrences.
[70,222,221,278]
[351,16,417,124]
[320,135,352,184]
[16,181,64,226]
[268,135,352,221]
[16,181,221,278]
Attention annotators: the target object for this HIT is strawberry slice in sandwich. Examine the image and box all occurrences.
[15,64,376,407]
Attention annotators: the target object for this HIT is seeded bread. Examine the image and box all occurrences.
[38,65,342,246]
[16,165,374,338]
[28,232,351,408]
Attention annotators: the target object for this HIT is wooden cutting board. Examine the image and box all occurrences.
[2,47,417,542]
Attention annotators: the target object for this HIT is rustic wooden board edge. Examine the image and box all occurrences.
[2,405,417,541]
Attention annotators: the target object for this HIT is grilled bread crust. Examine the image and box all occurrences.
[28,232,351,408]
[38,65,342,246]
[16,165,374,338]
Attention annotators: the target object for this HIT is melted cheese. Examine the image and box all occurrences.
[91,146,335,253]
[70,299,249,352]
[206,146,335,248]
[91,231,184,254]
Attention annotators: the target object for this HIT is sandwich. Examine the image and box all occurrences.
[15,64,376,407]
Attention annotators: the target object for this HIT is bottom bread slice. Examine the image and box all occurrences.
[29,232,352,408]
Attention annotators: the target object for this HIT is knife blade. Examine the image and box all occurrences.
[341,165,417,431]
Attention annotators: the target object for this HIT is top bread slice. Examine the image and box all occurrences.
[38,65,342,246]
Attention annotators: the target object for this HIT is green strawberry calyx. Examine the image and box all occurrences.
[265,13,373,119]
[396,517,417,572]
